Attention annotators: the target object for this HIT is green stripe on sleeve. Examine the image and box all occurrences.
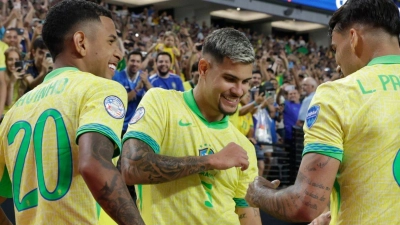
[0,67,6,71]
[96,202,101,219]
[333,178,341,213]
[137,184,143,211]
[122,131,160,154]
[233,198,249,208]
[302,143,343,162]
[0,166,12,198]
[76,123,122,156]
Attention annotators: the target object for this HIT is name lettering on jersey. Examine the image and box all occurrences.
[357,75,400,95]
[15,78,69,107]
[306,105,320,129]
[129,107,145,124]
[378,75,400,91]
[104,96,125,119]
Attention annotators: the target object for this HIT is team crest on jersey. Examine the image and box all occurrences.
[129,107,145,124]
[199,148,214,156]
[104,96,125,119]
[306,105,320,129]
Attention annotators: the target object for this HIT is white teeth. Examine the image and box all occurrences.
[224,96,237,102]
[108,64,116,71]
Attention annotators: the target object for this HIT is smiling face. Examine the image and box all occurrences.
[6,50,20,72]
[199,56,252,117]
[86,16,122,79]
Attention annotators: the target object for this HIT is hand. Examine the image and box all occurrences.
[12,71,25,81]
[245,176,280,207]
[254,91,264,106]
[135,80,144,90]
[261,96,274,108]
[308,211,331,225]
[41,57,53,74]
[209,142,249,171]
[139,70,148,81]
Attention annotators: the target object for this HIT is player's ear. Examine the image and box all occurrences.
[349,28,361,57]
[198,58,210,78]
[73,31,88,57]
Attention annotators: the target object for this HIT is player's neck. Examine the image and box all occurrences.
[193,87,224,122]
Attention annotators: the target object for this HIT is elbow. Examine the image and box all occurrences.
[78,159,95,181]
[120,158,142,185]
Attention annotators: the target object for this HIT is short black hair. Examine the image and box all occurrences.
[42,0,112,60]
[252,70,261,75]
[191,62,198,73]
[156,52,172,63]
[127,51,143,62]
[32,37,47,51]
[329,0,400,38]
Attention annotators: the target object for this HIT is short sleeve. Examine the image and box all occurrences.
[76,80,127,155]
[234,140,258,207]
[122,89,166,154]
[302,83,344,162]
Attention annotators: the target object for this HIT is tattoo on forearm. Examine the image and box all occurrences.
[122,139,211,184]
[254,156,335,222]
[89,133,144,225]
[239,213,247,219]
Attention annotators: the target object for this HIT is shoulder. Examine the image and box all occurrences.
[112,70,126,80]
[149,74,158,80]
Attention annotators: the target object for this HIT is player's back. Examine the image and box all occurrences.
[331,58,400,224]
[0,67,125,224]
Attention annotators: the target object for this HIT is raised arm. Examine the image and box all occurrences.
[78,132,144,225]
[121,139,249,185]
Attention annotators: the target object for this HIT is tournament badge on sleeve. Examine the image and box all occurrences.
[306,105,320,129]
[104,96,125,119]
[129,107,145,124]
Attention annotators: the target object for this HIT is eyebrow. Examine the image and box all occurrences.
[109,34,117,41]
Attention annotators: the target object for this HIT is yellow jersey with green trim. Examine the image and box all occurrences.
[0,41,9,70]
[123,88,258,225]
[0,67,127,225]
[302,55,400,225]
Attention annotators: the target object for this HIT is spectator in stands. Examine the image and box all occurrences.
[183,62,199,91]
[246,0,400,224]
[113,51,152,136]
[121,27,261,225]
[150,52,184,91]
[297,77,317,127]
[25,37,53,89]
[2,28,18,49]
[283,89,301,144]
[154,31,180,71]
[251,70,262,89]
[0,47,28,116]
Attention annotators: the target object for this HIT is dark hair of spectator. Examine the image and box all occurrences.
[156,52,172,63]
[32,37,47,51]
[191,62,198,73]
[127,51,144,62]
[5,28,18,33]
[252,70,261,75]
[329,0,400,39]
[4,47,21,62]
[42,0,112,60]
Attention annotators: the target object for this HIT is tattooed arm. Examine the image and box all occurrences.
[121,139,249,185]
[78,132,144,225]
[245,153,339,222]
[236,207,262,225]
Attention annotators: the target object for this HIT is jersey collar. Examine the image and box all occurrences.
[367,55,400,66]
[44,67,79,82]
[183,89,229,129]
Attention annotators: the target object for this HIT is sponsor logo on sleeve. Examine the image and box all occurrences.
[104,96,125,119]
[306,105,320,129]
[129,107,145,124]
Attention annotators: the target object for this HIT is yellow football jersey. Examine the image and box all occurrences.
[0,67,127,225]
[123,88,258,225]
[237,112,253,136]
[0,41,9,70]
[303,55,400,224]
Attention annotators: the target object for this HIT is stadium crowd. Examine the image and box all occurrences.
[0,0,340,178]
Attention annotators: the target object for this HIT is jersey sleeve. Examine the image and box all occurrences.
[302,83,344,162]
[123,89,166,154]
[234,139,258,208]
[76,80,127,156]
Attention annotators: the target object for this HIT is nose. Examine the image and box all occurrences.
[231,82,246,98]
